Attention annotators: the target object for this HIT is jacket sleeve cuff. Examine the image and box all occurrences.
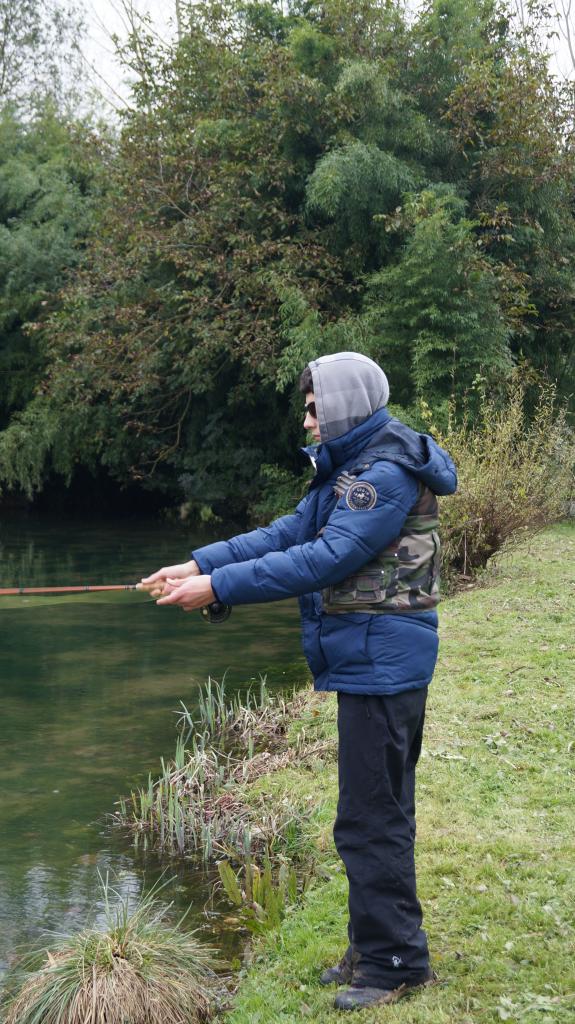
[211,562,267,605]
[192,541,237,574]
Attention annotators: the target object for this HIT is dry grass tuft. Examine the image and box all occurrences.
[3,878,219,1024]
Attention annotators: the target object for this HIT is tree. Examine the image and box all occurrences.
[445,48,575,387]
[364,190,512,414]
[0,0,105,436]
[0,106,106,428]
[0,0,573,516]
[0,0,84,113]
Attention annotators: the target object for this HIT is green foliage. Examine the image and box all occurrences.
[0,396,112,497]
[116,676,325,863]
[365,188,512,409]
[0,106,105,427]
[289,23,338,82]
[248,463,313,524]
[445,50,575,385]
[306,142,418,267]
[274,282,372,392]
[407,0,507,115]
[0,0,84,113]
[177,673,294,750]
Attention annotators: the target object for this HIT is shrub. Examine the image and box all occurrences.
[437,376,575,586]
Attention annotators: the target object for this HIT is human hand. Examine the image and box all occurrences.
[140,560,200,597]
[156,575,216,612]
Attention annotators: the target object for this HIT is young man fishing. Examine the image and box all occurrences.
[142,352,457,1012]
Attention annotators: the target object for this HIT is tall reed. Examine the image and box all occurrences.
[115,678,325,864]
[177,674,298,752]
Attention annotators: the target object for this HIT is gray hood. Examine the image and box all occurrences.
[309,352,390,442]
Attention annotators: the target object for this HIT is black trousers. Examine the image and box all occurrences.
[333,688,429,989]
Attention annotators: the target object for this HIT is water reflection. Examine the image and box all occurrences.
[0,854,139,973]
[0,516,303,983]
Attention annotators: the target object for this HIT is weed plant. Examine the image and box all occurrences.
[217,855,314,936]
[2,876,218,1024]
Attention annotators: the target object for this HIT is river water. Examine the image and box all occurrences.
[0,515,302,981]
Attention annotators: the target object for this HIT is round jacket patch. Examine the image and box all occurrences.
[345,481,377,511]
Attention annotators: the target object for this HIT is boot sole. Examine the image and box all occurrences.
[334,971,438,1011]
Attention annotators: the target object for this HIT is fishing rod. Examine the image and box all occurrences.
[0,585,232,624]
[0,585,139,595]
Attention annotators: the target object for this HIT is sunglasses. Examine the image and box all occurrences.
[304,401,317,418]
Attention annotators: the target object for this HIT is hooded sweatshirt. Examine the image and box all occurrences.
[193,353,457,695]
[309,352,389,441]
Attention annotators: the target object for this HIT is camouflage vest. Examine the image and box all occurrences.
[322,463,441,615]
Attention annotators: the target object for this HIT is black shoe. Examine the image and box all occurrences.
[319,953,354,987]
[334,969,437,1011]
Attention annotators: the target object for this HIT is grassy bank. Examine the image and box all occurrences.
[222,522,575,1024]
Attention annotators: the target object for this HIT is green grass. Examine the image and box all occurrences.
[221,522,575,1024]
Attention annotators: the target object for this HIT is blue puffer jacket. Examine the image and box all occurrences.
[193,407,457,695]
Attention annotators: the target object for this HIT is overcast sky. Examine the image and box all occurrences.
[80,0,573,115]
[81,1,175,110]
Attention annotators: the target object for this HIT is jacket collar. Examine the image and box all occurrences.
[302,407,392,483]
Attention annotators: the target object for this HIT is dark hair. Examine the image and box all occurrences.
[299,366,313,394]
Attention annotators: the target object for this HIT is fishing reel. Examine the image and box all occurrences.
[200,601,232,624]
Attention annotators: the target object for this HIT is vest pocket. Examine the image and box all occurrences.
[323,566,395,610]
